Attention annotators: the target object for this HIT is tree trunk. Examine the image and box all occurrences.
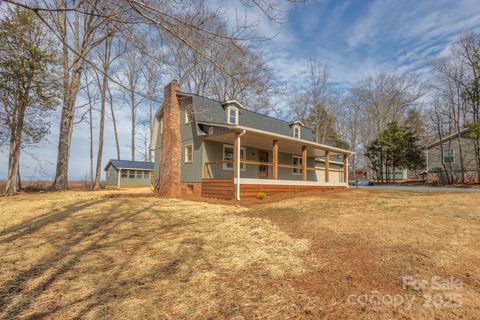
[5,127,22,195]
[52,9,84,190]
[89,103,94,189]
[131,94,136,161]
[52,76,81,190]
[107,83,120,159]
[149,96,153,162]
[94,40,112,190]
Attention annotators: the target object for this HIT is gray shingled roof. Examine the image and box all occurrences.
[105,159,154,171]
[189,94,315,141]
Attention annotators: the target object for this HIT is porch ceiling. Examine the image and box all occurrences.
[204,131,339,157]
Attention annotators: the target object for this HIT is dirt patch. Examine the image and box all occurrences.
[242,190,480,319]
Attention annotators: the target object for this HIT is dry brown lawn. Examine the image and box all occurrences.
[0,189,479,319]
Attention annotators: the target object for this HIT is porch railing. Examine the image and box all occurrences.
[203,160,344,181]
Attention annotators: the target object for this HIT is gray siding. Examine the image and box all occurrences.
[203,140,320,181]
[180,97,204,182]
[427,136,478,182]
[105,165,151,187]
[427,137,477,172]
[105,165,118,186]
[120,174,151,186]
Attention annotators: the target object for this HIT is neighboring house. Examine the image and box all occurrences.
[426,128,479,183]
[150,80,353,200]
[104,159,154,189]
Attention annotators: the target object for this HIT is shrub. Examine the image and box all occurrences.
[257,192,266,200]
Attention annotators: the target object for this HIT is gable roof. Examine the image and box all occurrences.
[426,128,471,149]
[104,159,154,171]
[183,93,316,142]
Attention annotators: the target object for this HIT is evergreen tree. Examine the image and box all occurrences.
[0,7,60,194]
[365,122,425,183]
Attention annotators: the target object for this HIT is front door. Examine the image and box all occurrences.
[258,150,269,179]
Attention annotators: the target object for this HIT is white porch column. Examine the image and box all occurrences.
[343,154,349,184]
[235,130,246,201]
[325,150,330,183]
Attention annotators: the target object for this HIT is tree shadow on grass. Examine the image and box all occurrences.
[0,197,201,319]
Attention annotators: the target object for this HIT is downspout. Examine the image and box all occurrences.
[236,129,247,201]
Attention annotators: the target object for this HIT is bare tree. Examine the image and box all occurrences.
[337,92,363,177]
[352,72,426,143]
[92,36,114,190]
[118,44,146,161]
[142,55,163,162]
[107,82,120,159]
[82,71,98,189]
[47,1,125,190]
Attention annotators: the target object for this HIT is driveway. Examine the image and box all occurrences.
[356,184,480,193]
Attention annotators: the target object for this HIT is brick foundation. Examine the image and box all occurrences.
[180,183,202,197]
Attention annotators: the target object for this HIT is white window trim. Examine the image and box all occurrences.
[223,144,246,171]
[185,144,193,163]
[185,108,193,124]
[226,106,239,125]
[293,125,301,139]
[442,148,455,164]
[292,155,303,175]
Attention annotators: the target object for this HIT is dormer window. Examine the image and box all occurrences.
[293,125,301,139]
[227,106,239,125]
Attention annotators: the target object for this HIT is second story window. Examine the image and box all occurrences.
[293,125,301,139]
[185,108,193,124]
[442,149,455,163]
[227,106,239,125]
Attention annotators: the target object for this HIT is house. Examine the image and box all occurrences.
[426,128,479,183]
[150,80,354,200]
[104,159,154,189]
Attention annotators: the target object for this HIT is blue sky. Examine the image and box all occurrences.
[2,0,480,180]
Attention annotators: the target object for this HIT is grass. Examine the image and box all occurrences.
[0,189,479,319]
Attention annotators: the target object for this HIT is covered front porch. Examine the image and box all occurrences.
[201,126,352,200]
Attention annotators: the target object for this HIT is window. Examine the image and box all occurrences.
[143,171,150,179]
[293,125,301,139]
[121,170,127,178]
[292,156,303,175]
[160,117,163,134]
[227,106,239,125]
[208,126,214,135]
[107,171,111,178]
[129,170,135,179]
[185,108,193,124]
[185,144,193,163]
[443,149,455,164]
[223,144,246,170]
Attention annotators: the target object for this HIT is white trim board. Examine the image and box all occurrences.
[234,178,348,187]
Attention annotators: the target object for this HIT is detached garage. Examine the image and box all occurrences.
[104,159,154,189]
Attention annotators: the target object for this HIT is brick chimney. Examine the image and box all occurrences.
[157,80,181,197]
